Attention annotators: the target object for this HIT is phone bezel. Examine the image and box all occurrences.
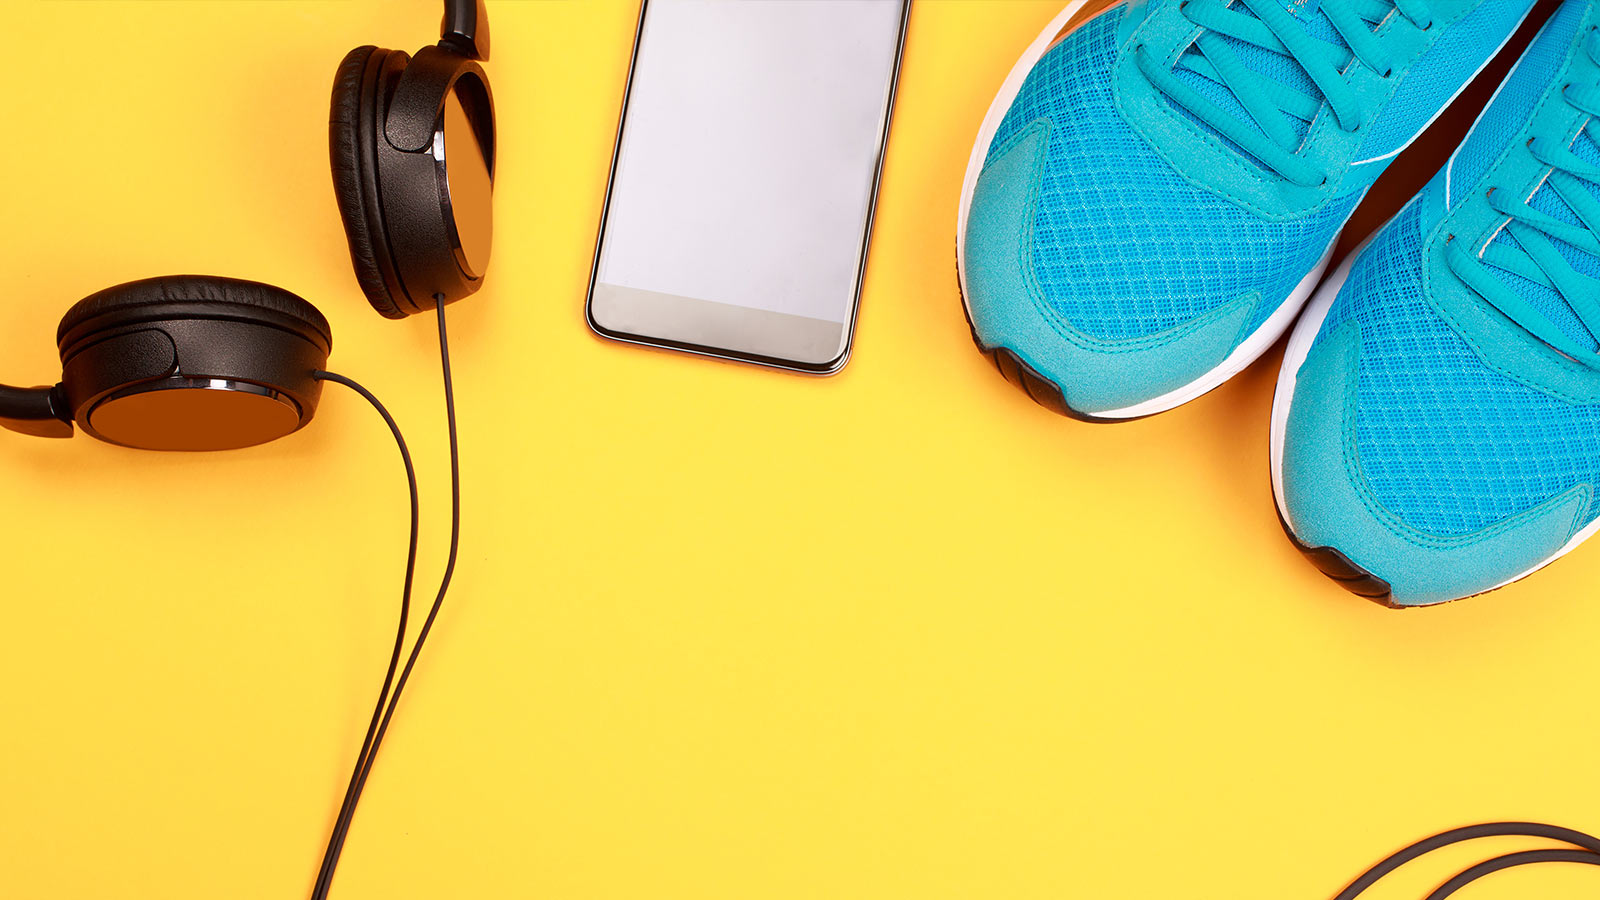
[584,0,912,376]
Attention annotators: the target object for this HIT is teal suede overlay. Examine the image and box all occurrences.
[1283,322,1591,606]
[965,121,1259,413]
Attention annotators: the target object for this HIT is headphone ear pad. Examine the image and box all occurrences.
[57,275,332,350]
[330,46,407,320]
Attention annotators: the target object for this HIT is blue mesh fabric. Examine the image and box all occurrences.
[1315,192,1600,537]
[1488,125,1600,353]
[1355,0,1538,160]
[984,13,1358,342]
[1448,0,1582,205]
[1318,187,1430,339]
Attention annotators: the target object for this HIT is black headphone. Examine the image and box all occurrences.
[0,0,496,452]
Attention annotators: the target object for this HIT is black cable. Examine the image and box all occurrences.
[1427,849,1600,899]
[309,296,463,900]
[305,369,419,895]
[1334,822,1600,900]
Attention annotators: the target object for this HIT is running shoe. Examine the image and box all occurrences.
[1274,0,1600,606]
[957,0,1538,420]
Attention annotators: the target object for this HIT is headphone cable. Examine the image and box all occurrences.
[309,296,463,899]
[310,304,1600,898]
[1333,821,1600,899]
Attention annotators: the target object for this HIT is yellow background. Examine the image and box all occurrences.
[3,1,1597,897]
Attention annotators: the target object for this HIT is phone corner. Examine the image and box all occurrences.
[583,285,620,343]
[802,341,853,377]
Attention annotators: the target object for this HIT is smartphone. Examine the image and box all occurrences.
[587,0,911,375]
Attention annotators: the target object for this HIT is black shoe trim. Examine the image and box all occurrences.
[956,259,1146,424]
[1274,505,1400,608]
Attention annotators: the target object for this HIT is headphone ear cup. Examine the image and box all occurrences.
[54,275,332,452]
[330,46,408,320]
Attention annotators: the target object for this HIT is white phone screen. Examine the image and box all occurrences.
[590,0,907,371]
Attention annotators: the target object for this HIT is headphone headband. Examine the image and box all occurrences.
[441,0,490,61]
[0,384,72,437]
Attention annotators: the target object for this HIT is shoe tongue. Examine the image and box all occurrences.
[1487,130,1600,354]
[1168,2,1351,170]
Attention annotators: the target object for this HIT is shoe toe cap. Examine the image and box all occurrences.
[962,122,1260,417]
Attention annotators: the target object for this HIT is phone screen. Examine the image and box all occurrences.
[588,0,909,373]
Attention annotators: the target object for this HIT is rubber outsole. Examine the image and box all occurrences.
[1276,497,1579,609]
[956,258,1147,424]
[1272,505,1400,608]
[992,345,1083,420]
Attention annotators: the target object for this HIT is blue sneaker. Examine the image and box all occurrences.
[1274,0,1600,606]
[957,0,1538,420]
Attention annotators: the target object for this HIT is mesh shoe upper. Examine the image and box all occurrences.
[1312,0,1600,539]
[985,10,1359,343]
[964,0,1539,414]
[1281,0,1600,604]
